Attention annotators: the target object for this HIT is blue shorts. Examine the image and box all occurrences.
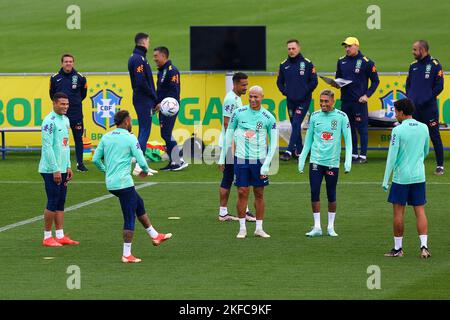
[220,163,235,189]
[234,157,269,188]
[109,187,146,231]
[41,173,68,211]
[309,163,339,202]
[388,182,426,206]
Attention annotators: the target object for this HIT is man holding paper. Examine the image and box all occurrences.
[335,37,379,164]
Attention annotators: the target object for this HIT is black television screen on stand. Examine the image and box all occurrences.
[190,26,266,71]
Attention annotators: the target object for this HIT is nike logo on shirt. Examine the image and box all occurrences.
[56,79,62,82]
[284,66,290,69]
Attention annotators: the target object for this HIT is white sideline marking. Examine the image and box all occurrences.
[0,182,157,233]
[0,181,450,185]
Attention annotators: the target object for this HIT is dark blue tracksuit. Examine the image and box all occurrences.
[336,51,379,157]
[156,60,181,163]
[277,54,318,155]
[128,46,157,155]
[49,68,87,166]
[406,54,445,167]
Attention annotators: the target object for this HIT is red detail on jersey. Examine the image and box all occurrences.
[321,132,333,141]
[62,137,69,146]
[429,121,438,127]
[244,130,256,139]
[372,65,377,73]
[326,170,335,176]
[295,109,302,114]
[136,65,144,73]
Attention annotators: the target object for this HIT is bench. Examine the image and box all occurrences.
[0,127,41,160]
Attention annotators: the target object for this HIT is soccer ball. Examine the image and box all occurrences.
[160,97,179,117]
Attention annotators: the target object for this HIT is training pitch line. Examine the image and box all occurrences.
[1,180,449,233]
[0,181,450,185]
[0,182,157,233]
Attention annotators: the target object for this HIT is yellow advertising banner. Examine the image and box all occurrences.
[1,73,449,148]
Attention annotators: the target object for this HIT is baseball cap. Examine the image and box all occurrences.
[342,37,359,46]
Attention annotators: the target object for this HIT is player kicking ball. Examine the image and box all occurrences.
[93,110,172,263]
[298,89,352,237]
[382,98,431,259]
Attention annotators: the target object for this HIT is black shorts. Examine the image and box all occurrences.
[309,163,339,202]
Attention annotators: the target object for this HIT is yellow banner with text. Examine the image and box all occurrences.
[1,74,449,148]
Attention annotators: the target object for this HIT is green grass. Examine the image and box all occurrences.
[0,151,449,299]
[1,0,449,72]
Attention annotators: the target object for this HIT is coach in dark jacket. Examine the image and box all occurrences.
[277,39,318,161]
[128,32,157,156]
[153,46,187,171]
[335,37,379,164]
[406,40,445,175]
[49,54,88,172]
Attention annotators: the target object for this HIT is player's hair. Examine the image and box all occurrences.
[114,110,130,126]
[232,72,248,83]
[320,89,335,100]
[249,85,263,95]
[61,53,74,62]
[394,98,415,116]
[135,32,149,45]
[154,46,169,58]
[286,39,299,45]
[415,40,429,51]
[52,92,68,102]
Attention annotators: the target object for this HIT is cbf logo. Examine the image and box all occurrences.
[331,120,337,130]
[256,121,263,130]
[71,75,78,89]
[299,62,306,75]
[379,87,407,119]
[425,64,432,79]
[355,59,362,73]
[90,83,123,129]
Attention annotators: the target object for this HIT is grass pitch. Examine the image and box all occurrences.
[1,0,449,72]
[0,150,449,299]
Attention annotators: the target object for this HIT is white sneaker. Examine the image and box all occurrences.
[254,229,271,238]
[148,167,158,174]
[133,163,156,176]
[236,229,247,239]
